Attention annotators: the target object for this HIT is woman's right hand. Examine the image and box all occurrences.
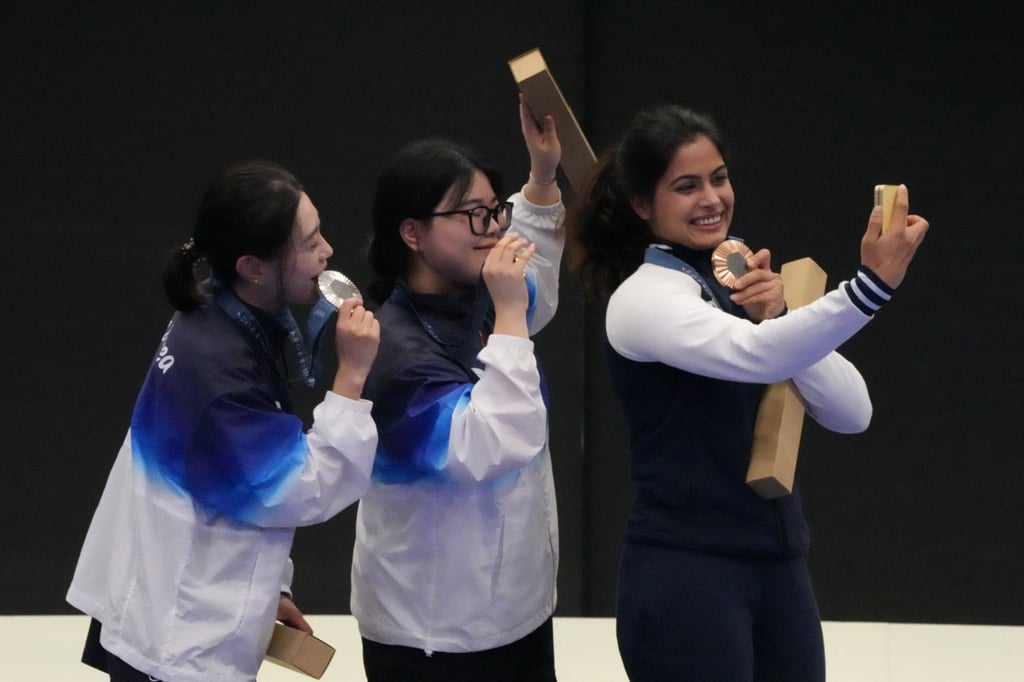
[860,184,930,288]
[332,297,380,400]
[519,94,561,206]
[483,233,535,338]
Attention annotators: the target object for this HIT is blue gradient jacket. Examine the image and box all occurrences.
[67,299,377,682]
[351,190,565,653]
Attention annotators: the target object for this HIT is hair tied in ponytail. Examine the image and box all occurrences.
[181,238,200,266]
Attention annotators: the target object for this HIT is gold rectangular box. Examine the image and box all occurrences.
[265,622,336,679]
[874,184,898,233]
[508,48,596,189]
[747,257,827,498]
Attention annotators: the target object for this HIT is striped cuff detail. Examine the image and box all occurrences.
[843,266,894,316]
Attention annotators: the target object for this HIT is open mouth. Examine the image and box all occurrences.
[691,212,724,227]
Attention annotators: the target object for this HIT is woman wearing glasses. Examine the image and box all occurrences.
[350,95,563,681]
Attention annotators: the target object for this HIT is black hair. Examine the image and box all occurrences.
[566,105,726,303]
[365,138,502,304]
[163,160,304,311]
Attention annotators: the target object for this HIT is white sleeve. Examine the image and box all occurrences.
[280,557,295,596]
[792,353,873,434]
[262,392,378,527]
[508,189,565,335]
[607,264,875,385]
[445,334,547,484]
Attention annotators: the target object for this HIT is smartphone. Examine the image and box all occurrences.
[874,184,899,234]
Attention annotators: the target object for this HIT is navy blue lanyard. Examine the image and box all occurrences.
[390,284,491,383]
[644,244,721,309]
[212,284,335,388]
[304,295,340,381]
[390,284,490,348]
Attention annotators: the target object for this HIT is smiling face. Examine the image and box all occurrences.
[279,192,333,305]
[403,170,505,294]
[631,135,734,250]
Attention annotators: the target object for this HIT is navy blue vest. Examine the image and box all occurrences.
[606,243,810,558]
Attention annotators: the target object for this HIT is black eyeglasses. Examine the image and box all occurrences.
[428,201,513,235]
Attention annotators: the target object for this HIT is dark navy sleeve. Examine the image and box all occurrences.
[371,370,472,484]
[185,393,310,520]
[129,313,320,525]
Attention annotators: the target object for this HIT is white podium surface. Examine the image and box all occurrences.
[2,615,1022,681]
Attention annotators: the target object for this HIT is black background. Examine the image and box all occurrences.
[2,2,1020,624]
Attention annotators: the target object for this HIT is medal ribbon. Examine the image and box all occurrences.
[212,281,335,388]
[644,244,721,309]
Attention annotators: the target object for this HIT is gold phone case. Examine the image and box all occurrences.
[874,184,898,234]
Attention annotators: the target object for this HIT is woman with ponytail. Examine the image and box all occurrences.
[67,160,380,682]
[350,96,563,681]
[566,105,929,681]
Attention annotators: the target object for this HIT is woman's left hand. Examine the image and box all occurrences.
[730,248,786,322]
[277,594,313,635]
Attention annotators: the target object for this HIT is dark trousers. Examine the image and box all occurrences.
[361,617,557,682]
[82,618,164,682]
[616,543,825,682]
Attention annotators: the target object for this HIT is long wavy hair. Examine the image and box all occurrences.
[566,105,726,303]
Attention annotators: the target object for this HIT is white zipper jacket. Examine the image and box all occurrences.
[351,190,564,653]
[67,299,377,682]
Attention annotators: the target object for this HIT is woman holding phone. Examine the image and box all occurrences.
[566,104,929,681]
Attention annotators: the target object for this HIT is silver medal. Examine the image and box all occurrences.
[317,270,363,307]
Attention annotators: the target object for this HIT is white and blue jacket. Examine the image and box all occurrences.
[351,190,564,654]
[67,297,377,682]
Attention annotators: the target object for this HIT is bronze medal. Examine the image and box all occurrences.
[712,240,754,289]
